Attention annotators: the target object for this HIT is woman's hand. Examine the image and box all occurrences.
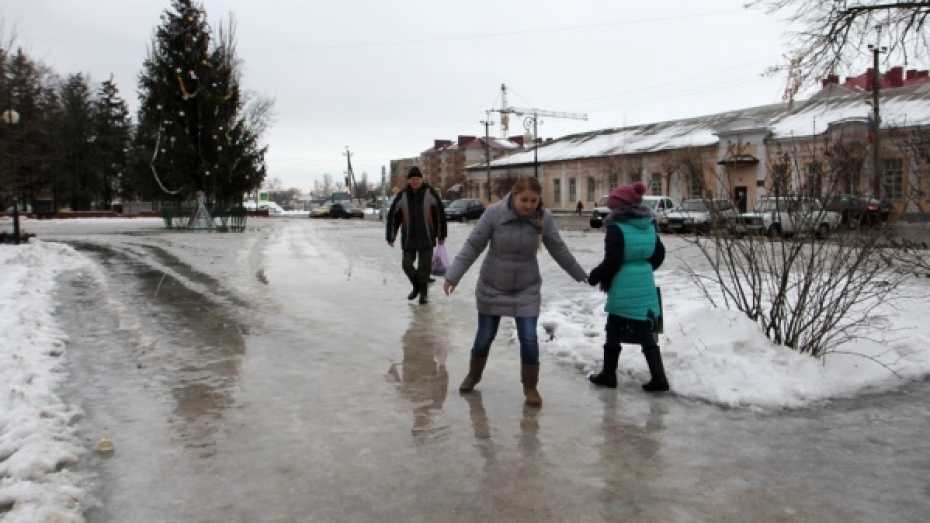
[443,280,455,295]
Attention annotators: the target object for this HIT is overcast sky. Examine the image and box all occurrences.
[2,0,801,193]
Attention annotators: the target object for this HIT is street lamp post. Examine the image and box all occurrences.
[480,115,494,202]
[524,113,539,178]
[868,41,886,198]
[2,107,20,244]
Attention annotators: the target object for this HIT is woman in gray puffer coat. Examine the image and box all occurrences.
[442,176,587,407]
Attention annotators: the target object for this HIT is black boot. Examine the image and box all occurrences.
[642,346,669,392]
[589,345,621,388]
[406,275,419,300]
[418,281,429,304]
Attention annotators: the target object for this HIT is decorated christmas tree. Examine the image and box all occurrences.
[135,0,266,207]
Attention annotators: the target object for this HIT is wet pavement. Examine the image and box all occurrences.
[35,217,930,522]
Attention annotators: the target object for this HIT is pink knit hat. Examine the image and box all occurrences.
[607,181,647,209]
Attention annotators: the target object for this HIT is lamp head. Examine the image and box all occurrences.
[1,109,20,125]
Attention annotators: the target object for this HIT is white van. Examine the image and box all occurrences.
[590,195,677,229]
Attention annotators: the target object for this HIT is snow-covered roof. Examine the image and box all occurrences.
[481,83,930,169]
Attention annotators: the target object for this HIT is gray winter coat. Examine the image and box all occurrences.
[444,195,587,317]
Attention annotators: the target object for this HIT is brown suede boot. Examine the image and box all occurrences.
[459,356,488,392]
[521,364,542,407]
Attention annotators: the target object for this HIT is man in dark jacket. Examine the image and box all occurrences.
[386,167,447,304]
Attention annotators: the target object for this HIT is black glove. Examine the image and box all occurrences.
[587,270,599,286]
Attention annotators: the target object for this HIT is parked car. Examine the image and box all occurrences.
[823,194,892,229]
[590,195,677,229]
[330,201,364,219]
[310,202,334,218]
[591,194,611,222]
[445,198,485,222]
[310,201,364,219]
[258,202,285,214]
[659,198,739,234]
[736,196,841,240]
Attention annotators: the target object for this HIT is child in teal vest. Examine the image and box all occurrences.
[587,182,669,391]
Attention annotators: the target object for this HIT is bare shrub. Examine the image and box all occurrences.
[676,140,909,358]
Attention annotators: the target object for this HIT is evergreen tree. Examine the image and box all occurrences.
[135,0,266,206]
[92,76,132,209]
[1,47,57,214]
[58,73,95,211]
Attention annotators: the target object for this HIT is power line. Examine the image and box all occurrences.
[261,9,747,51]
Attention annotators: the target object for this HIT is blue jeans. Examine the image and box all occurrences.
[470,313,540,365]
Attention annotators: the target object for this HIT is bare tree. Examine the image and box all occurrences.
[492,172,519,199]
[749,1,930,100]
[678,141,908,359]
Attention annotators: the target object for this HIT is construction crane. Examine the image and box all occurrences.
[493,83,587,138]
[490,84,588,177]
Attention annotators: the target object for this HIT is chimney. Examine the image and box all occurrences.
[458,135,476,146]
[821,74,839,88]
[906,69,919,80]
[433,139,452,150]
[509,136,525,147]
[886,66,904,88]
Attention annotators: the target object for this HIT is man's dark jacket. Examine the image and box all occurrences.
[386,183,447,250]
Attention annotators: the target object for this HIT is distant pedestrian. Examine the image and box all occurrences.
[576,200,584,216]
[386,167,447,304]
[443,175,588,407]
[587,181,669,392]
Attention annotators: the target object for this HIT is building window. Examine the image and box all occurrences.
[771,163,790,197]
[608,173,618,188]
[568,178,577,203]
[883,158,903,202]
[842,166,860,195]
[553,179,562,203]
[650,173,662,195]
[805,162,822,197]
[587,177,595,202]
[687,171,703,199]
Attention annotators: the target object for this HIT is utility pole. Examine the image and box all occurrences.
[480,114,494,202]
[343,146,356,202]
[869,35,886,198]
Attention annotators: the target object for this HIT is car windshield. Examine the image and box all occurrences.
[598,197,608,207]
[755,200,781,212]
[340,202,358,210]
[756,199,812,212]
[448,200,468,209]
[680,200,709,212]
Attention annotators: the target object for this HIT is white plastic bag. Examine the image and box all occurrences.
[431,244,451,276]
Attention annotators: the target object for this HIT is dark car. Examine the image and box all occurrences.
[444,198,485,222]
[330,201,364,219]
[823,195,892,228]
